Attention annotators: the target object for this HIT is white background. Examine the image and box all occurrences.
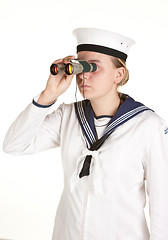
[0,0,168,239]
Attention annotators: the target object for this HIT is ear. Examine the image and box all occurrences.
[114,67,125,84]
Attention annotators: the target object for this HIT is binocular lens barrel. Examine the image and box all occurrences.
[50,64,65,75]
[50,64,58,75]
[65,62,83,75]
[50,61,97,76]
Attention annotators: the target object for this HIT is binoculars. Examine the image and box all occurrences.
[50,59,97,76]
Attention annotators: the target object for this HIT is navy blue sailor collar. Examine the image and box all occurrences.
[74,93,154,147]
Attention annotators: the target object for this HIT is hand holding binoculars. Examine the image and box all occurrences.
[50,59,97,76]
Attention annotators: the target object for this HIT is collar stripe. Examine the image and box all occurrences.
[77,101,96,144]
[75,95,153,148]
[104,106,149,134]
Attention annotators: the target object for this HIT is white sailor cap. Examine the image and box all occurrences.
[73,28,135,62]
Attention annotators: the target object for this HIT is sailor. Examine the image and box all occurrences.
[3,28,168,240]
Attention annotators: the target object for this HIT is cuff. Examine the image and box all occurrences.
[32,93,57,108]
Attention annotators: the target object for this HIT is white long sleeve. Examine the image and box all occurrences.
[145,122,168,239]
[3,95,168,239]
[3,100,64,155]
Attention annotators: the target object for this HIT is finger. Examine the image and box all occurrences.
[62,55,76,64]
[52,58,63,64]
[64,55,76,59]
[64,74,74,87]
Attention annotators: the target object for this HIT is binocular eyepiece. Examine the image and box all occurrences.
[50,60,97,76]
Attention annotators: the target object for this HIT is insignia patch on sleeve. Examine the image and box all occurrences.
[164,127,168,134]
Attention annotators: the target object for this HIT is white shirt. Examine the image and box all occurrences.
[3,99,168,240]
[94,116,112,139]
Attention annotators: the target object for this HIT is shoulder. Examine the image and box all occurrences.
[59,100,88,114]
[138,110,168,135]
[61,101,77,113]
[52,101,78,121]
[43,102,76,123]
[51,101,75,114]
[141,110,166,125]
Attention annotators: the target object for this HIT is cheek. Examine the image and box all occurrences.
[93,71,115,92]
[91,68,104,81]
[92,69,111,84]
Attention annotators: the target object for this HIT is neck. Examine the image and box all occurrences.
[90,91,121,117]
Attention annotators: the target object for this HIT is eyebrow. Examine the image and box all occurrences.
[87,59,101,63]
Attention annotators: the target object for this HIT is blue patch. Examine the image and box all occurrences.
[164,128,168,134]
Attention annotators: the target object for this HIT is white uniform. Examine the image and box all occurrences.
[3,95,168,240]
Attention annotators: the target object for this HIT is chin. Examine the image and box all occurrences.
[81,94,97,101]
[79,90,91,99]
[79,89,100,101]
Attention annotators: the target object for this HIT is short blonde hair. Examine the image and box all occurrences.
[111,57,129,87]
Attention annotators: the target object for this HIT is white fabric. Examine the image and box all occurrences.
[3,100,168,240]
[73,28,135,55]
[70,148,103,194]
[94,117,111,139]
[33,93,41,102]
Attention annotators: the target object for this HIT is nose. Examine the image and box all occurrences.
[78,72,90,80]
